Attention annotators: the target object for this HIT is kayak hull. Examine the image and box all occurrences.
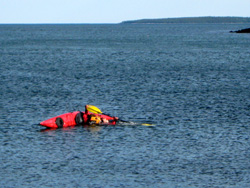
[40,111,117,128]
[40,111,79,128]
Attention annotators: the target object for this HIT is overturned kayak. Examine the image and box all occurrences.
[40,111,117,128]
[39,105,154,129]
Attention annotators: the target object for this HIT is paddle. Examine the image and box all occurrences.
[86,105,154,126]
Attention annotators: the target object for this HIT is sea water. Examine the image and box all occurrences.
[0,24,250,187]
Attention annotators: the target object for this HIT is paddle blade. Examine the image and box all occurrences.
[141,123,155,126]
[86,105,103,114]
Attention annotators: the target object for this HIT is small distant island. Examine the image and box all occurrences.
[121,17,250,24]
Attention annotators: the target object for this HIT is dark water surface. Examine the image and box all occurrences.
[1,24,250,187]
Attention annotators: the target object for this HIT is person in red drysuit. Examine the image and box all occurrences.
[81,105,118,125]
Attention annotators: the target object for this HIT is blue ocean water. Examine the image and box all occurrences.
[0,24,250,187]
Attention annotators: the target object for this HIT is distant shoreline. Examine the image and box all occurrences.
[121,16,250,24]
[1,17,250,25]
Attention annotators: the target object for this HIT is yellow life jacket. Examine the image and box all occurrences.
[90,116,101,124]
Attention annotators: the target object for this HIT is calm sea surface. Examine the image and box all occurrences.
[0,24,250,187]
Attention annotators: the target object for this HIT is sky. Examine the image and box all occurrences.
[0,0,250,24]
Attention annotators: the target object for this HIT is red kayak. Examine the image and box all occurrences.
[40,111,118,128]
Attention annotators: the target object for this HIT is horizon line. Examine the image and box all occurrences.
[0,16,250,25]
[1,16,250,25]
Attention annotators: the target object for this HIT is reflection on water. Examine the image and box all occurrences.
[40,125,101,132]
